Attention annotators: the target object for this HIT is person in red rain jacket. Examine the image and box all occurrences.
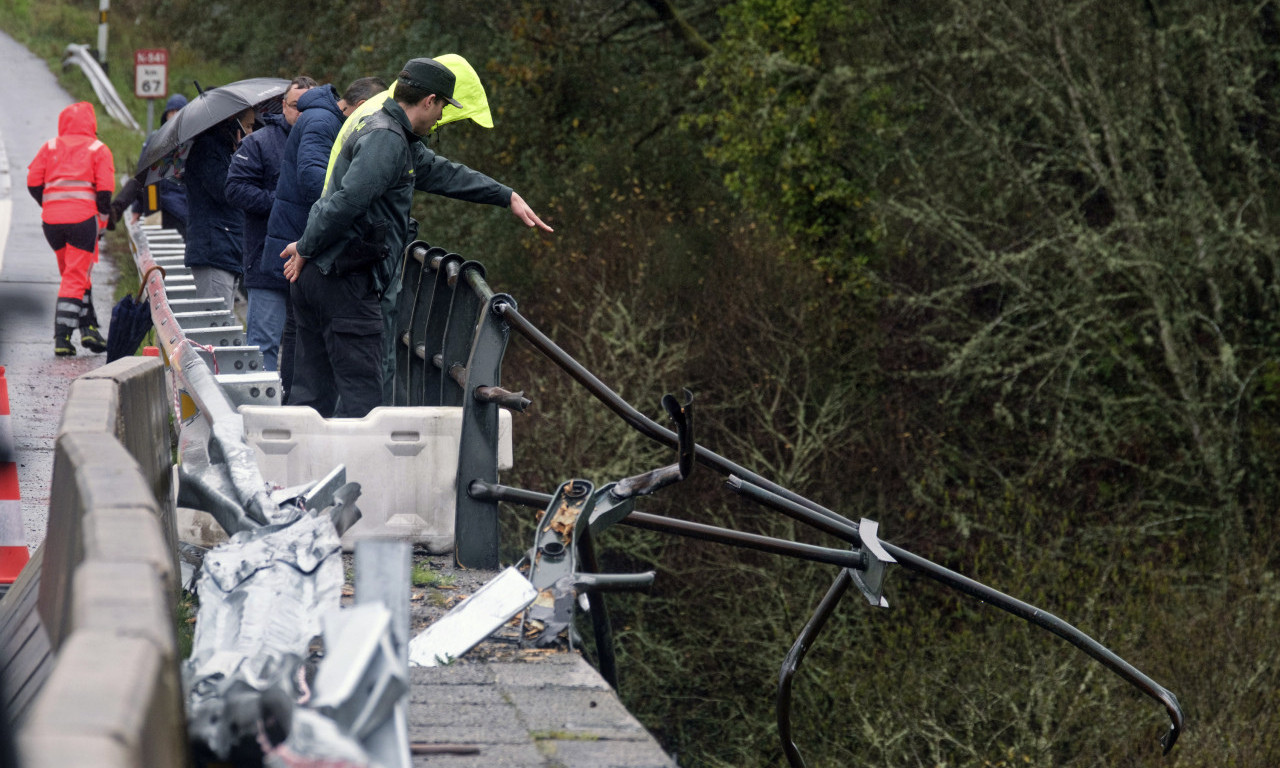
[26,101,115,356]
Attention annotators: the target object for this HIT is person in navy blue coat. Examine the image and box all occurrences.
[226,77,315,370]
[184,109,253,310]
[129,93,190,235]
[265,76,386,398]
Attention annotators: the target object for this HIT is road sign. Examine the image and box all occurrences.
[134,48,167,99]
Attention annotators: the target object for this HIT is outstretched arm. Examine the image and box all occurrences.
[412,147,554,233]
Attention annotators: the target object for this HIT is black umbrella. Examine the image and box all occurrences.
[105,294,154,362]
[135,77,290,183]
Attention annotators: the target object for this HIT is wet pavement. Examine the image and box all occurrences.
[0,30,117,552]
[364,553,679,767]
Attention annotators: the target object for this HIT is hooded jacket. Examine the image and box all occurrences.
[183,121,244,273]
[226,112,290,291]
[263,84,344,282]
[163,93,188,117]
[27,101,115,225]
[296,98,510,292]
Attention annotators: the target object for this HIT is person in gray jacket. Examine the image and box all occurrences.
[280,57,551,418]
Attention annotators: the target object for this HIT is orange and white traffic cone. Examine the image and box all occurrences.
[0,366,30,586]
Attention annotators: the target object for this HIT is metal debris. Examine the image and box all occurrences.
[183,506,345,761]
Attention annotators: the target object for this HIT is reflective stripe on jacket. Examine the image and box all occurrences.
[27,102,115,225]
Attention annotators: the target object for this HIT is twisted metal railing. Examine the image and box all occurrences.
[393,241,1184,765]
[125,219,284,528]
[124,220,417,767]
[117,224,1186,763]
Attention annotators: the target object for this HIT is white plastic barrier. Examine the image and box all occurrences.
[240,406,513,553]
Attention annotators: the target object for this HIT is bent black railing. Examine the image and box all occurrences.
[393,243,1184,763]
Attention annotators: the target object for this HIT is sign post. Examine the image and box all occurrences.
[97,0,109,68]
[134,48,168,134]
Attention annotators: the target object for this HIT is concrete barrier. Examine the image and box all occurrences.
[18,631,181,767]
[39,430,177,645]
[75,358,177,572]
[0,546,49,720]
[1,356,189,767]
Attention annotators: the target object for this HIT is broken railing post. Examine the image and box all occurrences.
[454,293,521,570]
[355,539,411,672]
[778,568,852,768]
[474,384,531,412]
[352,539,412,767]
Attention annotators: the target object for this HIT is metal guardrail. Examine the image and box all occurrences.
[392,242,526,570]
[118,222,1184,763]
[391,241,1185,764]
[124,220,417,767]
[61,44,139,131]
[125,219,284,528]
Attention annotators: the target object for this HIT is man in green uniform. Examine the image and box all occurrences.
[281,57,551,418]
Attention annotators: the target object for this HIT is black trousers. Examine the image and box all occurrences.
[288,264,383,419]
[161,210,187,239]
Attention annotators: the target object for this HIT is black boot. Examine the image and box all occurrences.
[79,289,107,353]
[54,331,76,356]
[80,324,107,353]
[55,298,80,357]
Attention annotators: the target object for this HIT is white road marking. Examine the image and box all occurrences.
[0,129,12,276]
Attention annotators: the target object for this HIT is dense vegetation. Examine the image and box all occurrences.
[6,1,1279,765]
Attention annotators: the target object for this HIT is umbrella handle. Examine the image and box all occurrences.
[138,265,167,301]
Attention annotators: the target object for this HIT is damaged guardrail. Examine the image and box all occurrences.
[129,217,1184,763]
[391,243,526,570]
[124,219,283,530]
[124,220,413,767]
[393,247,1185,763]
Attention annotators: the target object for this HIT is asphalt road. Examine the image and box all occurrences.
[0,30,119,551]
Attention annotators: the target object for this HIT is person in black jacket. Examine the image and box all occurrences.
[185,109,253,310]
[225,76,316,371]
[280,58,551,418]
